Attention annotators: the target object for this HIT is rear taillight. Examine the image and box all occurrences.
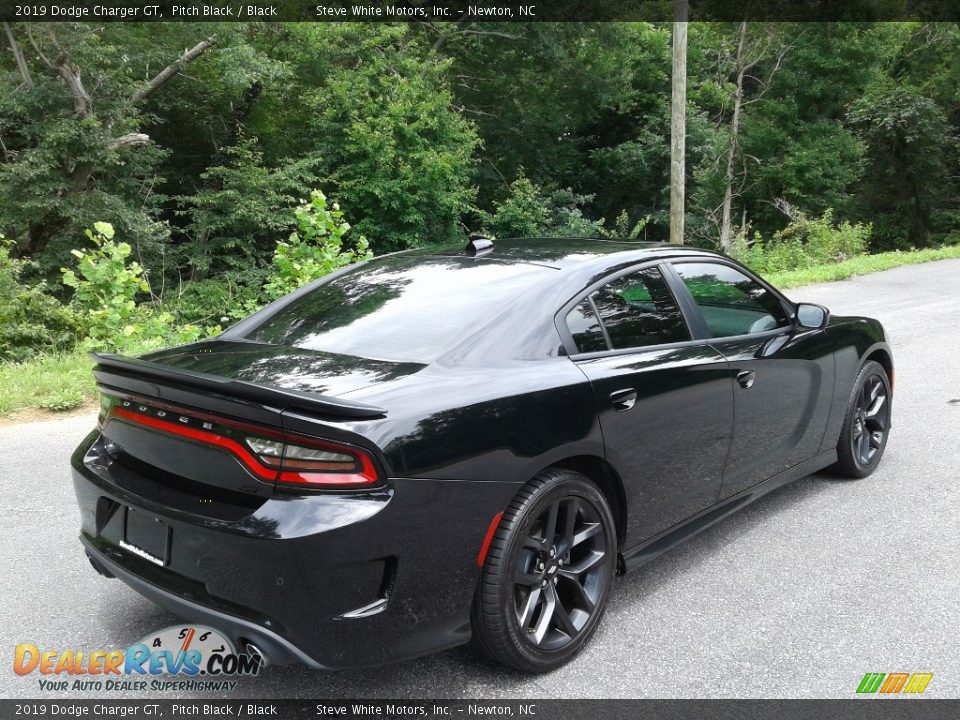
[102,394,382,489]
[245,435,379,487]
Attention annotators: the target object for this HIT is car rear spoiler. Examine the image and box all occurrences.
[89,352,388,420]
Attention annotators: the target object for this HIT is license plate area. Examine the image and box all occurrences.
[121,507,170,566]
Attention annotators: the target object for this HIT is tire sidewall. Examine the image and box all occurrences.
[491,473,617,670]
[840,360,891,476]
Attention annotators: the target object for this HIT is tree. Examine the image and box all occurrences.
[243,24,478,253]
[848,23,959,248]
[717,22,790,252]
[0,22,215,277]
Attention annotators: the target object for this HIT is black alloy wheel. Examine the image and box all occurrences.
[472,469,617,673]
[833,360,892,478]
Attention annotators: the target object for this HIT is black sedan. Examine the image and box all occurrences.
[72,238,893,673]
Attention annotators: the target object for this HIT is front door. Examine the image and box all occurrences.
[669,260,834,498]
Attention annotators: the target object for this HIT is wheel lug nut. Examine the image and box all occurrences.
[542,580,547,587]
[553,577,558,585]
[549,548,556,558]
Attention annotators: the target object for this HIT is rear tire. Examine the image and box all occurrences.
[832,360,891,478]
[471,468,617,673]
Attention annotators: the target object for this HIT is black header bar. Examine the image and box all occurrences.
[1,0,958,23]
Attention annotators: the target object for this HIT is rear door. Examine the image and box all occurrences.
[558,263,733,544]
[667,260,835,499]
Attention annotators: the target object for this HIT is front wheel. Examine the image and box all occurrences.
[471,469,617,673]
[832,360,891,478]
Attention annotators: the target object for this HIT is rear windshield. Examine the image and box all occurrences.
[243,257,552,363]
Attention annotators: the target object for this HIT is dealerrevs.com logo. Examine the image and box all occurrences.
[14,625,261,692]
[856,672,933,695]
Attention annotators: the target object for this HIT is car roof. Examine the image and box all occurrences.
[413,237,725,271]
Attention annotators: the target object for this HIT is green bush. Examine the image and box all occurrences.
[62,223,211,352]
[479,175,603,239]
[61,222,149,344]
[167,274,265,326]
[731,210,871,275]
[0,237,83,362]
[264,190,372,301]
[599,210,651,240]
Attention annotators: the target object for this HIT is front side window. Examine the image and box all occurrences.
[566,266,690,352]
[673,262,789,338]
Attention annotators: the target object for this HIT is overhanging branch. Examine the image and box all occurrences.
[130,37,215,103]
[108,133,151,150]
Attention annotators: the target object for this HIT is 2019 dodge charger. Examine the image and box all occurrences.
[72,238,893,673]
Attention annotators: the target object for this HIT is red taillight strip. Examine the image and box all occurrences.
[111,407,278,481]
[476,511,505,567]
[277,451,378,487]
[108,405,380,487]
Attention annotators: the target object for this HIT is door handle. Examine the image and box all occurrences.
[610,388,637,411]
[737,370,756,389]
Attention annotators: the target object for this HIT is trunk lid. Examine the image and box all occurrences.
[92,341,417,499]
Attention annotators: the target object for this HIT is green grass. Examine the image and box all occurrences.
[0,351,96,415]
[1,245,959,417]
[766,245,960,289]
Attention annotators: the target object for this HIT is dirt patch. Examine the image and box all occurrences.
[0,400,98,427]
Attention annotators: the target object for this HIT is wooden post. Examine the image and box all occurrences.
[669,0,689,245]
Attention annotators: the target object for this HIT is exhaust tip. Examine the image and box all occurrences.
[242,641,269,667]
[86,553,114,579]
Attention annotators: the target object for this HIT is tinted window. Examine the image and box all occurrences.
[572,266,689,351]
[245,257,552,362]
[566,299,607,353]
[673,262,789,338]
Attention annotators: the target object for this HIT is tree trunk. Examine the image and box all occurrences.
[719,21,748,254]
[3,22,33,88]
[669,0,689,245]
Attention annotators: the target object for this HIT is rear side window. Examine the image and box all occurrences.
[673,262,789,338]
[566,299,608,354]
[566,266,690,353]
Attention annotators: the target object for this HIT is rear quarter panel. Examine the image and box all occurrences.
[320,359,603,484]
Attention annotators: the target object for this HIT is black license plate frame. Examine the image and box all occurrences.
[122,507,170,566]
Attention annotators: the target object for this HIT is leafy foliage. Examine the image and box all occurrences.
[265,191,372,301]
[599,211,651,241]
[61,223,206,350]
[0,20,957,377]
[731,210,871,275]
[0,237,82,362]
[177,138,321,277]
[479,176,602,238]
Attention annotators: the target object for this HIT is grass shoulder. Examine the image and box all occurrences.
[0,351,97,416]
[767,245,960,289]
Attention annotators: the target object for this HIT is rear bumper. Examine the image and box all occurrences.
[81,536,324,667]
[72,431,519,669]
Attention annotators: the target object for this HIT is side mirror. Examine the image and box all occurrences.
[795,302,829,330]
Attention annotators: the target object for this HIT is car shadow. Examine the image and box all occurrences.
[612,469,847,602]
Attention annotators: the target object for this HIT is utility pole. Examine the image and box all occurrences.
[669,0,689,244]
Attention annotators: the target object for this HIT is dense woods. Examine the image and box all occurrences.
[0,21,958,365]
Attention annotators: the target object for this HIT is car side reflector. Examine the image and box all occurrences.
[476,511,505,567]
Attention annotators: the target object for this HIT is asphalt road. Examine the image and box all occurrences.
[2,260,959,700]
